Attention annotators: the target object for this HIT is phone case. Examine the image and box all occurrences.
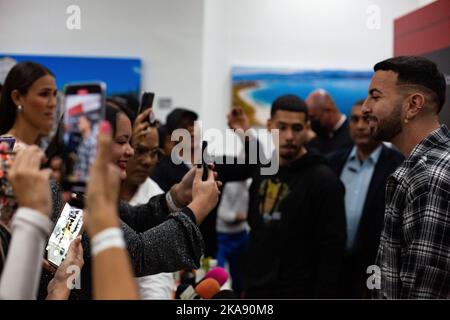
[61,82,106,194]
[46,203,84,268]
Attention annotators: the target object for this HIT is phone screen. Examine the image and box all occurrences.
[62,83,105,194]
[0,137,17,218]
[0,137,16,152]
[46,203,83,267]
[0,137,16,197]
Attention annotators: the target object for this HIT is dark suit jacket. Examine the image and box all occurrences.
[327,144,404,298]
[312,119,353,155]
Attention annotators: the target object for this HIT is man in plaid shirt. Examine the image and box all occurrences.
[362,56,449,299]
[74,116,98,181]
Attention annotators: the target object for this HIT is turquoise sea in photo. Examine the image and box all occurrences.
[232,68,373,116]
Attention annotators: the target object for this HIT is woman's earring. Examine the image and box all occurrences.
[17,105,23,112]
[404,117,409,124]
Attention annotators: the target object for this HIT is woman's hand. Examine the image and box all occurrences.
[187,166,220,224]
[131,108,152,148]
[170,167,196,207]
[84,121,121,237]
[170,165,221,208]
[8,145,52,216]
[46,237,84,300]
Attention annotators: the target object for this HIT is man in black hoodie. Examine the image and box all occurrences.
[244,95,347,299]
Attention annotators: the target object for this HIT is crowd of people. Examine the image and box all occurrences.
[0,55,448,300]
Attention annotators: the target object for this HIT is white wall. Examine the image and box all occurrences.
[0,0,204,121]
[201,0,425,133]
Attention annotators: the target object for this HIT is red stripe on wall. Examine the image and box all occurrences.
[394,0,450,56]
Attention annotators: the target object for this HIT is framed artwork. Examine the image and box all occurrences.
[232,67,372,126]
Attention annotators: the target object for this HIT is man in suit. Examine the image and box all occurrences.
[306,89,353,155]
[327,99,404,298]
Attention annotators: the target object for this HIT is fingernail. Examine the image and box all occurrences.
[100,120,111,133]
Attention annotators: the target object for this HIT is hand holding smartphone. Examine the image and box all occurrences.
[139,92,156,125]
[46,202,84,268]
[61,82,106,195]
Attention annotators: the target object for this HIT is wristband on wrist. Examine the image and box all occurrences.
[91,228,126,257]
[166,191,181,213]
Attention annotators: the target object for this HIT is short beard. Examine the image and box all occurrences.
[279,145,303,162]
[374,102,403,142]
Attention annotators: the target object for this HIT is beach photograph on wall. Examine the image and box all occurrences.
[232,67,373,127]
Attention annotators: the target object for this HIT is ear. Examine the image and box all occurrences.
[305,120,311,131]
[11,89,23,107]
[405,92,425,120]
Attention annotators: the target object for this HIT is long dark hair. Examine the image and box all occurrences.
[0,61,54,135]
[105,98,134,136]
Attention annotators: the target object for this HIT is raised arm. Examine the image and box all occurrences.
[119,167,197,232]
[0,146,53,300]
[84,121,140,300]
[215,107,263,183]
[121,165,220,277]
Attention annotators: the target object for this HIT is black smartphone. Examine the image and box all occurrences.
[140,92,155,124]
[46,202,84,268]
[61,82,106,195]
[201,141,208,181]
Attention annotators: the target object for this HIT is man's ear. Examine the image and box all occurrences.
[405,92,425,120]
[305,120,311,131]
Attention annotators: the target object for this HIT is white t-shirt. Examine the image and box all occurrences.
[129,178,175,300]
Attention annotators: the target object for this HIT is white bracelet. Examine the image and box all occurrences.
[91,228,126,257]
[166,191,181,213]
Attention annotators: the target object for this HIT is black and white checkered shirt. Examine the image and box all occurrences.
[374,125,450,299]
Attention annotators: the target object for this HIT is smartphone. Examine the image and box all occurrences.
[46,202,83,268]
[0,137,16,199]
[139,92,155,124]
[201,141,208,181]
[61,82,106,195]
[0,136,16,152]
